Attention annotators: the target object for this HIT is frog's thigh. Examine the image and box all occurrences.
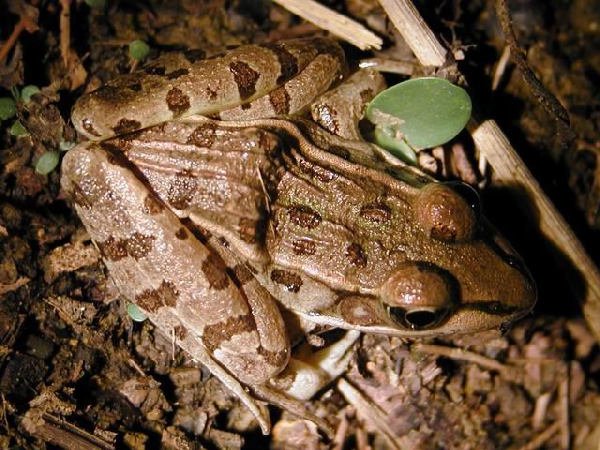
[271,330,360,401]
[60,143,289,385]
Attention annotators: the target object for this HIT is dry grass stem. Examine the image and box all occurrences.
[469,119,600,343]
[517,422,561,450]
[376,0,446,66]
[271,0,382,50]
[337,378,407,450]
[412,343,519,380]
[359,57,416,75]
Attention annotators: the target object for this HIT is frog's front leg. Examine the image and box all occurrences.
[60,142,290,434]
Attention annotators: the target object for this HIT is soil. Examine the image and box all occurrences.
[1,0,600,449]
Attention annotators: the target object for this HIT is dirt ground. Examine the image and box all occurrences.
[1,0,600,449]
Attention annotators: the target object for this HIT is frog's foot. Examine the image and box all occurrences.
[270,330,361,401]
[253,385,335,439]
[176,331,272,434]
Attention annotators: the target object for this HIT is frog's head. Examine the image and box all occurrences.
[308,181,536,337]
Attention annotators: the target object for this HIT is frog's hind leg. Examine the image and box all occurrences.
[61,142,291,434]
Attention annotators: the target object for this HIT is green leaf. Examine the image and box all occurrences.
[129,40,150,61]
[10,120,28,136]
[0,97,16,120]
[21,85,40,103]
[127,303,148,322]
[35,151,60,175]
[366,77,472,152]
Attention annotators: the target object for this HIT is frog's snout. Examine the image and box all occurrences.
[380,261,459,330]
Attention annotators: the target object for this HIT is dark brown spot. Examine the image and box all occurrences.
[166,68,190,80]
[112,118,142,135]
[183,49,206,63]
[93,85,121,101]
[166,87,191,116]
[127,82,142,92]
[157,280,179,307]
[292,239,316,256]
[98,236,127,261]
[143,65,166,76]
[346,243,367,268]
[175,227,188,240]
[269,86,290,115]
[125,232,155,260]
[202,314,255,352]
[232,264,254,286]
[261,43,299,84]
[184,220,211,242]
[167,170,197,210]
[217,237,230,248]
[186,123,216,148]
[206,87,218,100]
[71,185,93,209]
[239,218,257,243]
[312,38,345,61]
[360,88,375,103]
[270,270,303,293]
[173,325,187,340]
[241,102,252,111]
[297,158,338,183]
[360,202,391,223]
[143,195,164,215]
[135,280,180,313]
[288,205,321,229]
[229,61,259,100]
[201,253,230,290]
[257,345,289,367]
[327,145,351,160]
[82,119,100,137]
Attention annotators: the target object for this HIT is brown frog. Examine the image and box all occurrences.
[61,37,536,434]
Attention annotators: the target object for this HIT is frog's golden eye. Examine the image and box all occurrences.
[381,262,458,330]
[414,182,480,243]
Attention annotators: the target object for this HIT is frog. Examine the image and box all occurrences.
[60,37,536,434]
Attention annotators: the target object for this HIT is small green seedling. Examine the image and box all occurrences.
[10,120,28,136]
[129,40,150,61]
[365,77,472,164]
[0,97,16,121]
[35,151,60,175]
[127,302,148,322]
[21,85,40,103]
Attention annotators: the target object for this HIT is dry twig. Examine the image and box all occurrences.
[271,0,382,50]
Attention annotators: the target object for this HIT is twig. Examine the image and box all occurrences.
[337,378,408,450]
[412,343,520,380]
[376,0,446,66]
[271,0,382,50]
[59,0,72,67]
[0,15,38,64]
[516,421,561,450]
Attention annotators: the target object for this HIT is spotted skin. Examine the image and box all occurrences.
[72,38,345,140]
[62,39,536,435]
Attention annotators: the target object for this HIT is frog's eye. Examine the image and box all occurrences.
[381,262,458,330]
[414,182,480,243]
